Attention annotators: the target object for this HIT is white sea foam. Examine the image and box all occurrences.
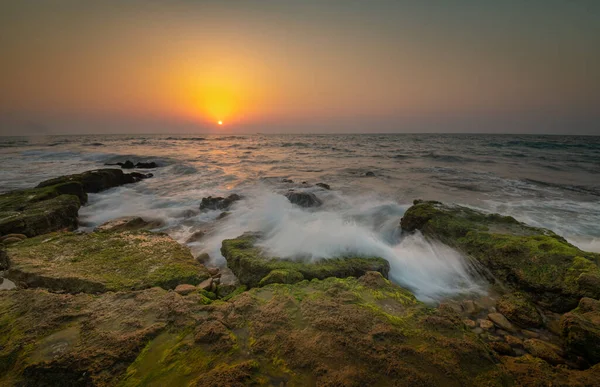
[199,188,485,302]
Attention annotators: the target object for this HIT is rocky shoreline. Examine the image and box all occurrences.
[1,175,600,386]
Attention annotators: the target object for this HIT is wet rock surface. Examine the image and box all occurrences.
[199,194,241,211]
[284,190,322,207]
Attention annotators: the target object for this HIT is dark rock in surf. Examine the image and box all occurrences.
[120,160,135,169]
[284,191,322,208]
[316,182,331,190]
[95,216,162,233]
[365,171,375,177]
[0,169,153,238]
[135,162,158,169]
[199,194,241,211]
[281,179,293,183]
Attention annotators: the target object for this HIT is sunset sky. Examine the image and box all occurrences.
[1,0,599,135]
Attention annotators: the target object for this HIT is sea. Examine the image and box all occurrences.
[1,133,599,300]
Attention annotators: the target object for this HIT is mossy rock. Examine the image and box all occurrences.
[221,232,390,288]
[560,297,600,365]
[5,230,209,293]
[497,292,543,328]
[401,201,600,312]
[259,269,304,286]
[121,272,507,386]
[36,168,149,195]
[0,186,81,237]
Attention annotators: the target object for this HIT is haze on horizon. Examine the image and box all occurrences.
[1,0,599,136]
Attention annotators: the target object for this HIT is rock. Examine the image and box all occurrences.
[1,237,23,245]
[216,211,229,220]
[479,319,495,331]
[135,162,158,169]
[490,341,514,356]
[216,269,240,298]
[462,300,477,315]
[316,182,331,190]
[488,313,517,332]
[221,232,390,288]
[284,191,322,208]
[175,284,197,295]
[281,179,293,183]
[522,330,540,338]
[523,339,565,365]
[37,169,152,195]
[197,278,213,291]
[95,216,161,232]
[5,230,209,293]
[440,301,463,314]
[120,160,135,169]
[0,187,81,237]
[197,252,210,264]
[207,267,220,276]
[365,171,375,176]
[497,292,543,328]
[199,194,241,211]
[400,200,600,312]
[259,269,304,286]
[505,335,524,348]
[464,319,477,328]
[0,234,27,242]
[560,297,600,365]
[186,230,206,243]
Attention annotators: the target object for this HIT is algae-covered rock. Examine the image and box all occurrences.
[36,168,151,194]
[221,232,390,287]
[497,292,544,328]
[1,169,153,239]
[95,216,162,232]
[284,190,322,207]
[401,200,600,312]
[0,287,198,386]
[560,297,600,365]
[0,187,81,237]
[199,194,241,211]
[258,269,304,286]
[5,230,209,293]
[120,272,506,386]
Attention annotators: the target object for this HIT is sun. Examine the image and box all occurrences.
[218,120,223,126]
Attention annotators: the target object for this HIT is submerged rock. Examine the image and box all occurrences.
[316,182,331,190]
[199,194,241,211]
[221,232,389,288]
[4,230,209,293]
[135,161,158,169]
[400,200,600,312]
[284,190,322,208]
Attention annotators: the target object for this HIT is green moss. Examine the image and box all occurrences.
[221,233,390,288]
[6,230,209,292]
[259,269,304,286]
[496,292,543,328]
[401,201,600,312]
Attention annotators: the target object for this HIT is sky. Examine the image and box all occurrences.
[0,0,599,135]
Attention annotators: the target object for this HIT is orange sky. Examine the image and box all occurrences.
[1,1,599,134]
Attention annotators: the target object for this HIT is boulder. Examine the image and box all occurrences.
[0,234,27,242]
[400,200,600,312]
[365,171,375,177]
[0,188,81,238]
[497,292,543,328]
[199,194,241,211]
[186,230,206,243]
[523,339,565,365]
[175,284,197,295]
[4,230,209,293]
[488,313,517,332]
[221,232,390,288]
[197,278,213,291]
[560,297,600,365]
[284,191,322,208]
[316,182,331,190]
[120,160,135,169]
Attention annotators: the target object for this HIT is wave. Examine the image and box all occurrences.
[423,152,476,163]
[524,178,600,197]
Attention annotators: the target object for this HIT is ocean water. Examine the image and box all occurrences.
[1,133,599,301]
